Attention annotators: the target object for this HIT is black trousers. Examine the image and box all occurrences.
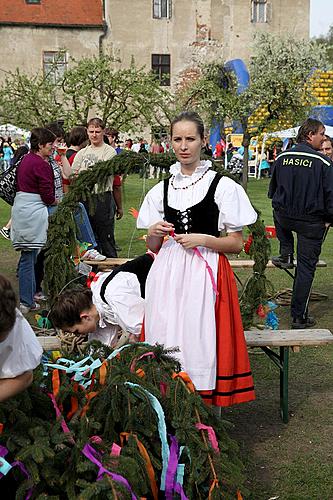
[84,191,117,258]
[273,211,325,320]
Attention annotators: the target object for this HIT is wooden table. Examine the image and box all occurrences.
[83,257,327,270]
[244,329,333,423]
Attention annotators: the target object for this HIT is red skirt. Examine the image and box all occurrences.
[200,254,255,406]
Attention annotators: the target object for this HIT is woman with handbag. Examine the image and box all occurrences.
[11,128,57,314]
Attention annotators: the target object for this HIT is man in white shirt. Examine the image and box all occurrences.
[72,118,119,257]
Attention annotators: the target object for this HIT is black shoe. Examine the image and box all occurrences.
[291,316,316,329]
[272,254,294,269]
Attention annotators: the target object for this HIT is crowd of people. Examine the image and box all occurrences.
[1,112,333,408]
[0,111,259,408]
[0,136,27,173]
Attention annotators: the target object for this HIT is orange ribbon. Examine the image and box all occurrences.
[208,478,219,499]
[99,361,107,386]
[172,371,196,393]
[136,368,145,378]
[120,432,158,500]
[52,369,60,399]
[67,382,79,420]
[80,391,98,417]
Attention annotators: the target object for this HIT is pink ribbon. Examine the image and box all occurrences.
[195,423,220,453]
[192,247,219,296]
[110,443,122,456]
[82,443,137,499]
[130,352,155,372]
[48,393,75,443]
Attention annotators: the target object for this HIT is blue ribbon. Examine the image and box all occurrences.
[125,382,170,491]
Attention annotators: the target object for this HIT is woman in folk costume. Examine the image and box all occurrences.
[137,111,257,406]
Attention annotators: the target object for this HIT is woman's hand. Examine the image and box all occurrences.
[116,207,124,219]
[174,233,206,249]
[128,333,139,343]
[146,221,174,252]
[148,221,174,238]
[174,231,244,253]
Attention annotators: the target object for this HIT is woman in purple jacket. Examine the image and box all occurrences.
[11,128,57,313]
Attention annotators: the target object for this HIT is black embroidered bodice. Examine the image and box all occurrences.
[163,172,221,237]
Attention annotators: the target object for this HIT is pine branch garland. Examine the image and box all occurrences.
[0,343,248,498]
[44,151,270,327]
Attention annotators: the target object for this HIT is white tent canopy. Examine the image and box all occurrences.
[0,123,29,137]
[266,125,333,139]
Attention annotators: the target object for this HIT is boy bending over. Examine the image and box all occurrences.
[50,253,154,346]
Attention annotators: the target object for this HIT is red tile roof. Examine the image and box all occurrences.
[0,0,104,28]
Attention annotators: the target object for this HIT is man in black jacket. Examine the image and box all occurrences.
[268,118,333,328]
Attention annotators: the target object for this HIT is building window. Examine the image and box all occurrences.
[153,0,171,19]
[26,0,41,4]
[152,54,170,86]
[43,51,67,84]
[251,0,267,23]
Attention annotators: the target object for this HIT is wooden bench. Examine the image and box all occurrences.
[83,257,327,270]
[37,328,333,424]
[244,329,333,423]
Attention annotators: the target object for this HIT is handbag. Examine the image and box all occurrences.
[0,154,26,206]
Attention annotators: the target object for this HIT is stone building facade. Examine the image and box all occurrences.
[0,0,310,88]
[103,0,310,88]
[0,0,104,85]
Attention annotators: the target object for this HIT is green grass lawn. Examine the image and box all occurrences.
[1,176,333,499]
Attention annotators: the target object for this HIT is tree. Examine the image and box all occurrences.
[0,71,61,129]
[314,25,333,65]
[180,32,329,190]
[0,55,173,132]
[61,55,174,131]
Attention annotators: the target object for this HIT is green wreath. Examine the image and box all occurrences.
[45,150,270,328]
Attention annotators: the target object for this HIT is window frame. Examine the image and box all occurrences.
[151,53,171,86]
[251,0,267,23]
[153,0,172,19]
[42,50,67,85]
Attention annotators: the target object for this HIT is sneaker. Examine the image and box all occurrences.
[272,254,294,269]
[0,227,10,240]
[82,249,107,261]
[291,316,316,329]
[19,302,41,315]
[19,303,30,315]
[34,292,48,302]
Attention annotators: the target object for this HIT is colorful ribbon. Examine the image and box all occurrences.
[195,423,220,454]
[193,247,219,296]
[125,382,169,491]
[0,445,12,476]
[120,432,158,500]
[82,443,137,499]
[48,393,75,443]
[110,443,122,456]
[130,352,155,372]
[0,446,33,499]
[165,435,180,499]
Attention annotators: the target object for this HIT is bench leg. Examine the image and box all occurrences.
[279,347,289,423]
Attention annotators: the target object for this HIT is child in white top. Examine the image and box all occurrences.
[0,275,42,402]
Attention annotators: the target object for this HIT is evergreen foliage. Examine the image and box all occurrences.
[0,343,246,498]
[44,151,270,328]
